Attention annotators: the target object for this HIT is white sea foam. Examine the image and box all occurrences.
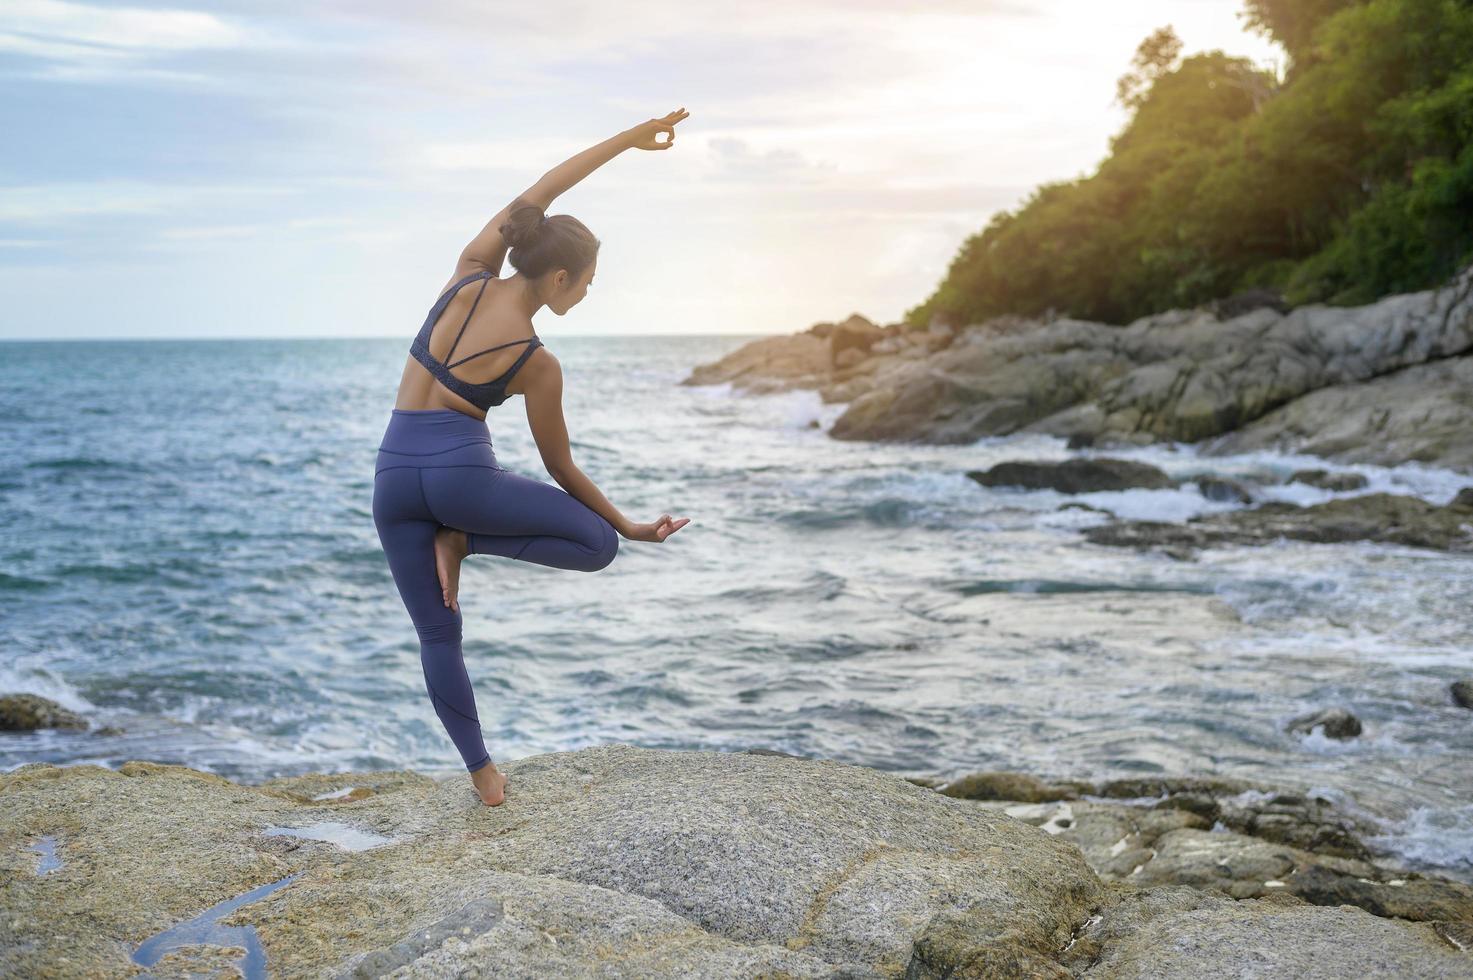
[1367,804,1473,878]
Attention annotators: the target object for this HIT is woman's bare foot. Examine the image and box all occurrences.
[434,527,469,613]
[470,764,509,806]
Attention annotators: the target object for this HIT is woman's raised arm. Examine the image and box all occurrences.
[458,109,689,270]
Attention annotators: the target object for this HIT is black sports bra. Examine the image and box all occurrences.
[408,270,544,410]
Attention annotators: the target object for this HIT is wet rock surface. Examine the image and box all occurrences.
[967,458,1175,494]
[683,262,1473,471]
[2,745,1469,977]
[1287,707,1364,740]
[1082,493,1473,556]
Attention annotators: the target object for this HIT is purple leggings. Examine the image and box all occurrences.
[372,408,618,771]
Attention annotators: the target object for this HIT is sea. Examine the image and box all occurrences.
[2,335,1470,883]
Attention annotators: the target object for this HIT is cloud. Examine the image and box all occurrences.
[0,179,300,222]
[0,0,296,85]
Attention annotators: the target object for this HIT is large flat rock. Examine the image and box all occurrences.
[0,744,1102,978]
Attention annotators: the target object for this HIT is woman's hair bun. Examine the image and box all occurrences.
[499,201,547,251]
[496,198,601,280]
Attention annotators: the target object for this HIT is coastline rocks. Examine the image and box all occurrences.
[967,458,1175,494]
[969,778,1473,934]
[1083,493,1473,556]
[683,262,1473,471]
[680,331,832,394]
[1453,681,1473,710]
[1207,357,1473,471]
[0,693,88,731]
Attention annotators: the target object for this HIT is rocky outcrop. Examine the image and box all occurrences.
[5,745,1469,977]
[1083,493,1473,557]
[683,263,1473,471]
[1208,357,1473,470]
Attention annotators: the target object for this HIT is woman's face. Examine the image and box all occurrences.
[549,261,597,315]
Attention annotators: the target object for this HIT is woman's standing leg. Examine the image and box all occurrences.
[372,466,494,773]
[424,467,619,572]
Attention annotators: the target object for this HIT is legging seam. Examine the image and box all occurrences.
[377,464,505,477]
[377,444,493,457]
[427,679,480,725]
[416,468,431,515]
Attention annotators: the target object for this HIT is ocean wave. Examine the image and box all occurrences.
[779,498,917,529]
[25,456,146,473]
[955,578,1214,596]
[0,571,55,592]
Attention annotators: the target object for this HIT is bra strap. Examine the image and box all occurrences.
[447,336,538,369]
[443,276,493,364]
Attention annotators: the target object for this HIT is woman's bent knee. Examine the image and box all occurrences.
[587,517,619,571]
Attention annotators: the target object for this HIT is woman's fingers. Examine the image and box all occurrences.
[657,516,690,540]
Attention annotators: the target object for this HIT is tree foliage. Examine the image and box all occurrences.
[907,0,1473,329]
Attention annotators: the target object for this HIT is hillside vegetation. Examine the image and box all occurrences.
[908,0,1473,328]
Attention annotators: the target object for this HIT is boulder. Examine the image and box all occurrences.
[1194,475,1254,503]
[967,458,1175,494]
[1287,708,1363,740]
[1452,680,1473,710]
[0,692,88,731]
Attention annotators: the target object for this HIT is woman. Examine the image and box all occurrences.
[373,109,692,807]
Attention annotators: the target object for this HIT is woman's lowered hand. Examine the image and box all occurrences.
[621,514,690,542]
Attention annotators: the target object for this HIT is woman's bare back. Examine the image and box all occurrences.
[393,270,542,417]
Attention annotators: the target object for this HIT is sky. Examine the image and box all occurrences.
[0,0,1283,340]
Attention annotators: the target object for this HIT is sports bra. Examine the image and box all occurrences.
[408,270,544,411]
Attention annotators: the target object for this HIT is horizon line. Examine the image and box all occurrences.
[0,332,779,343]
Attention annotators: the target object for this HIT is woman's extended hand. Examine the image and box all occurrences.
[625,108,689,151]
[621,514,691,542]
